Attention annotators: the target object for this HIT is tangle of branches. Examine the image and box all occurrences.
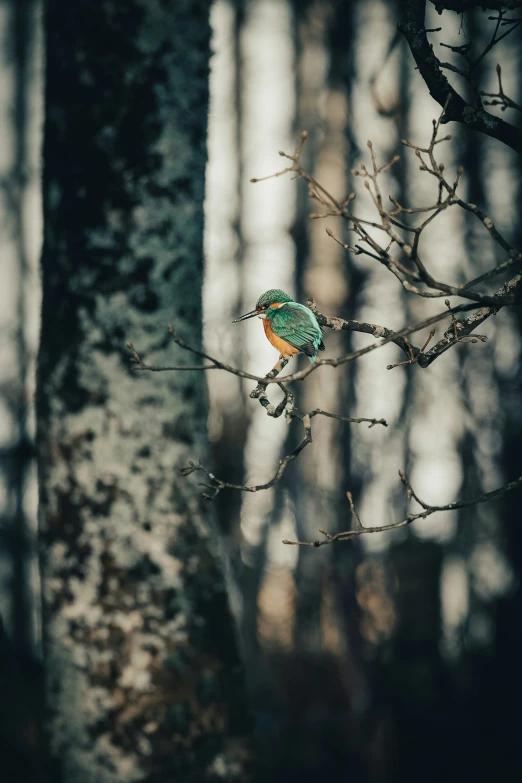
[127,96,522,545]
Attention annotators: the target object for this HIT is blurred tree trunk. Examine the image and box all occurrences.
[38,2,254,781]
[385,541,448,783]
[0,2,46,779]
[0,0,40,658]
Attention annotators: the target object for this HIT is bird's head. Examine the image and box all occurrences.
[232,289,294,322]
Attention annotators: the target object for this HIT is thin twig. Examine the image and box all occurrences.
[398,0,522,154]
[127,301,481,386]
[283,471,522,547]
[180,408,387,499]
[481,64,522,113]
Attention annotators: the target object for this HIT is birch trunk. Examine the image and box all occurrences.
[38,2,253,781]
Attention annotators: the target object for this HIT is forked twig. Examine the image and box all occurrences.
[282,471,522,547]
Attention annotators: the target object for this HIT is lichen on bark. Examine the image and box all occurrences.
[38,2,253,781]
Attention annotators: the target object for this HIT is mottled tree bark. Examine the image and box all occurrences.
[38,2,254,781]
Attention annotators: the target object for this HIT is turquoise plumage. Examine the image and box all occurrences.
[266,302,324,363]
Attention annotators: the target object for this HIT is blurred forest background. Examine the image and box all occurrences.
[1,0,522,782]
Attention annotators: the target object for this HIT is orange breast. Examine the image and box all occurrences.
[263,319,300,356]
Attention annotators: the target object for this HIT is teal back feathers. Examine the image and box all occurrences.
[266,301,324,363]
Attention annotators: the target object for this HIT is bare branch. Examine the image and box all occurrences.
[430,1,522,11]
[180,409,387,499]
[387,329,436,370]
[127,102,522,531]
[418,272,522,366]
[127,300,483,390]
[249,356,293,418]
[479,19,518,69]
[283,471,522,547]
[127,77,522,540]
[126,341,216,373]
[252,107,519,311]
[398,0,522,154]
[305,409,387,429]
[481,63,522,113]
[307,297,421,361]
[130,106,522,390]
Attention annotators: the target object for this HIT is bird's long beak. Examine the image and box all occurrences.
[232,309,259,323]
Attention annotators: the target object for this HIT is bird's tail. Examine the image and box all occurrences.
[308,353,317,364]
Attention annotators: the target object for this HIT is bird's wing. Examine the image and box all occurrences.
[270,303,323,357]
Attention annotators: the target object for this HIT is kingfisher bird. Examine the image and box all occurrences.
[233,288,325,363]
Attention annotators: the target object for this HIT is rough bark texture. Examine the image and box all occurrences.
[399,0,522,155]
[38,2,253,781]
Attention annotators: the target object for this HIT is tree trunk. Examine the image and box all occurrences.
[38,2,253,781]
